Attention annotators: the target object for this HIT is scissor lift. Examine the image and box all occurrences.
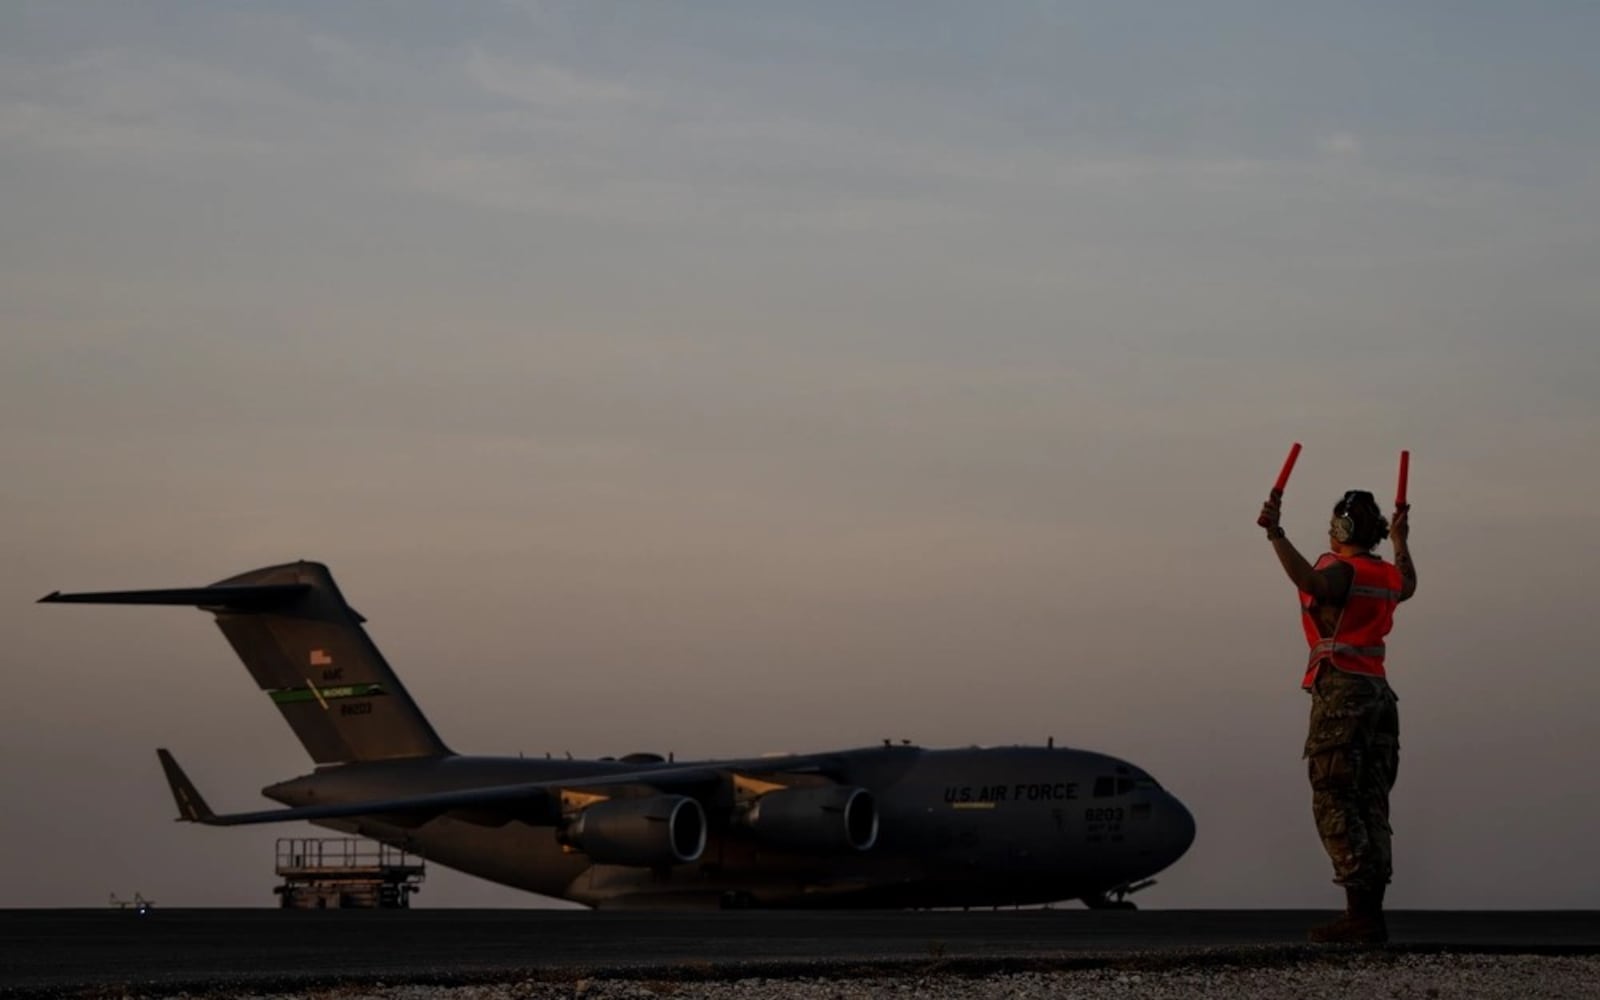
[274,838,425,909]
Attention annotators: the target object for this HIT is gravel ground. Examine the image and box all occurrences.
[130,953,1599,1000]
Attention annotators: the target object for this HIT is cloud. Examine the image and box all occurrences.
[1317,131,1362,156]
[406,150,694,223]
[465,48,645,110]
[0,49,311,164]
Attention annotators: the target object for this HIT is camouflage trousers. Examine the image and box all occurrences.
[1304,667,1400,889]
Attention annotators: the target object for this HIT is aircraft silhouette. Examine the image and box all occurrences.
[43,561,1194,909]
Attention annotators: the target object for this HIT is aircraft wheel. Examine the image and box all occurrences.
[1081,894,1137,911]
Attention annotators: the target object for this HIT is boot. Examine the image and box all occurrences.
[1308,885,1388,944]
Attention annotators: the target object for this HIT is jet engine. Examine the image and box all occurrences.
[559,795,707,866]
[739,785,879,853]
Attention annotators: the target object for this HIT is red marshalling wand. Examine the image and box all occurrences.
[1256,442,1302,528]
[1396,450,1410,510]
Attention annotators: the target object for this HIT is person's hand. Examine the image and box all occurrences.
[1259,495,1283,537]
[1390,504,1410,546]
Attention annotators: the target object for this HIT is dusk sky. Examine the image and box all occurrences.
[3,2,1597,909]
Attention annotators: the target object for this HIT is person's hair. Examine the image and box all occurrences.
[1333,490,1389,549]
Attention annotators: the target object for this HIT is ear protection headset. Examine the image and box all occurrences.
[1330,491,1360,544]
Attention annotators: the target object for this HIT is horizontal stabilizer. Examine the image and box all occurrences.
[40,584,310,610]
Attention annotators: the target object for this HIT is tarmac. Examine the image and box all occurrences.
[2,908,1597,997]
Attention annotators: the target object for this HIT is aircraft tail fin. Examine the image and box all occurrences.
[44,562,453,765]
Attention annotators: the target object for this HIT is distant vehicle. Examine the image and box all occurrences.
[108,892,154,914]
[44,561,1194,909]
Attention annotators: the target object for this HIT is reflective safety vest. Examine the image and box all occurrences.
[1300,552,1403,689]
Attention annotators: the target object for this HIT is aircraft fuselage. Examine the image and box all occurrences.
[269,743,1195,908]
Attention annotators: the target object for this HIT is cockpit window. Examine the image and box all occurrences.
[1095,775,1161,797]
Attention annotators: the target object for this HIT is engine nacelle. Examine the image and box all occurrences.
[559,795,706,866]
[739,785,879,853]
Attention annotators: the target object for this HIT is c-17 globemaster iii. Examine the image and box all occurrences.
[41,561,1195,909]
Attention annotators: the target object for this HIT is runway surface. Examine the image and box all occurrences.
[3,909,1597,996]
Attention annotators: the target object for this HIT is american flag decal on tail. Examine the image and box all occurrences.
[309,649,333,666]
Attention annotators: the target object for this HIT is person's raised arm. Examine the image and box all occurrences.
[1259,495,1340,602]
[1391,506,1417,601]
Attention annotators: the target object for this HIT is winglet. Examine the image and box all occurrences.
[156,748,215,823]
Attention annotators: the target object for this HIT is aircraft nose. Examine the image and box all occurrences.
[1159,791,1197,867]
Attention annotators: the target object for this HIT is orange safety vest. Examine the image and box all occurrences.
[1300,552,1403,689]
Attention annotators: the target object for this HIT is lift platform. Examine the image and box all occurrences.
[274,838,425,909]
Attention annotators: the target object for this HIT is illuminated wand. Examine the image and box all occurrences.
[1256,442,1302,528]
[1395,449,1410,511]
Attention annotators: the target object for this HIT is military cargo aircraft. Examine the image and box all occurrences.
[41,561,1194,909]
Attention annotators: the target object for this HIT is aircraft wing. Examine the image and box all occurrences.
[156,749,730,828]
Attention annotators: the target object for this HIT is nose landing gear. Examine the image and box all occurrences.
[1080,878,1155,910]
